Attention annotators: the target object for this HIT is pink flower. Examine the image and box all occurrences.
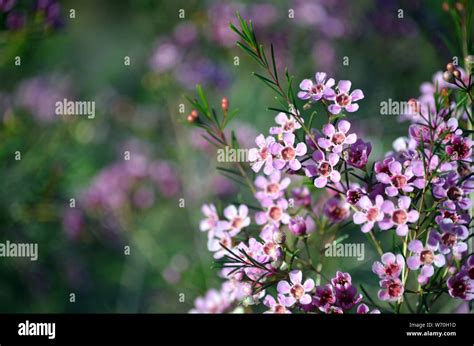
[328,80,364,114]
[263,294,292,313]
[446,135,472,161]
[200,204,219,234]
[372,252,405,279]
[317,120,357,153]
[379,196,419,236]
[407,239,445,285]
[323,197,351,223]
[377,278,404,302]
[218,204,250,237]
[207,230,232,259]
[304,150,341,188]
[353,195,385,233]
[254,171,290,201]
[269,112,302,135]
[277,270,315,306]
[297,72,335,102]
[248,134,276,175]
[272,133,307,171]
[255,198,290,226]
[375,160,424,197]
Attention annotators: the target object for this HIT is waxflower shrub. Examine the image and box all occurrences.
[186,12,473,314]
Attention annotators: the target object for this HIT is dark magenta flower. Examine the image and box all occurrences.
[347,138,372,169]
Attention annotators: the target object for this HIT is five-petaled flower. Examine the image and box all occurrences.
[277,270,315,306]
[328,80,364,114]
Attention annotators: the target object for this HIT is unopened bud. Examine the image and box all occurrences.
[288,216,307,236]
[442,70,454,83]
[272,230,286,244]
[221,97,229,112]
[455,2,464,11]
[446,63,455,72]
[442,2,449,11]
[452,69,461,79]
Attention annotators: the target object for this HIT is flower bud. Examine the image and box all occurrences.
[442,2,449,11]
[187,109,198,123]
[289,216,307,236]
[465,55,474,74]
[446,63,455,72]
[221,97,229,112]
[452,69,461,79]
[442,70,454,83]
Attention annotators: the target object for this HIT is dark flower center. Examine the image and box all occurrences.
[447,186,463,201]
[392,209,408,224]
[332,132,346,145]
[266,183,280,195]
[336,93,351,106]
[231,217,243,229]
[385,263,400,277]
[346,190,362,205]
[281,146,296,161]
[260,146,269,159]
[269,206,282,221]
[319,162,332,176]
[290,284,305,299]
[283,121,295,132]
[274,305,286,314]
[391,174,407,188]
[366,207,379,222]
[311,84,324,94]
[441,232,457,247]
[388,282,402,297]
[420,250,434,265]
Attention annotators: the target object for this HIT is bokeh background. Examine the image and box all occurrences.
[0,0,468,312]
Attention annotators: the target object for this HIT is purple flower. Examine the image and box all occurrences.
[328,80,364,114]
[272,133,307,171]
[313,284,336,312]
[317,120,357,153]
[375,160,424,197]
[277,270,315,306]
[199,204,219,234]
[378,278,404,302]
[335,286,363,310]
[288,216,307,236]
[269,112,302,135]
[323,197,350,223]
[347,138,372,169]
[207,230,232,259]
[297,72,335,102]
[357,303,380,314]
[407,239,445,285]
[263,294,292,314]
[218,204,250,237]
[331,271,352,291]
[372,252,405,279]
[345,186,365,205]
[190,288,232,313]
[447,274,473,301]
[446,135,472,161]
[255,198,290,226]
[353,195,385,233]
[429,223,468,257]
[379,196,419,236]
[254,171,290,201]
[305,150,341,188]
[432,172,473,210]
[248,134,276,175]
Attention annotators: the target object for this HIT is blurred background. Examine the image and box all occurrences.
[0,0,467,312]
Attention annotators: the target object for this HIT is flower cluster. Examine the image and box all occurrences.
[189,15,473,314]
